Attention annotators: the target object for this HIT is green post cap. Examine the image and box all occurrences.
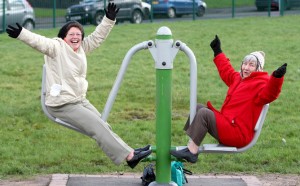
[156,26,173,40]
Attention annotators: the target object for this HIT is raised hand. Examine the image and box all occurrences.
[210,35,222,57]
[6,23,22,38]
[105,2,120,21]
[273,63,287,78]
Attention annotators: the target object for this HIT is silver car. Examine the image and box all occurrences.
[147,0,206,18]
[65,0,146,25]
[0,0,35,32]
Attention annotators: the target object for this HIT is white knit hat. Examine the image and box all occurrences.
[250,51,265,70]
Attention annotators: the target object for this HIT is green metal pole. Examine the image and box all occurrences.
[2,0,6,32]
[155,69,172,183]
[53,0,56,28]
[280,0,284,16]
[232,0,235,18]
[150,0,153,22]
[268,0,271,17]
[192,0,195,21]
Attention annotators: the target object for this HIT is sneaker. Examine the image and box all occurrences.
[127,149,152,169]
[134,145,151,153]
[170,147,198,163]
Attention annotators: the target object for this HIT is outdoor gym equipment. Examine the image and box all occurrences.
[41,26,197,186]
[41,26,270,186]
[100,26,198,186]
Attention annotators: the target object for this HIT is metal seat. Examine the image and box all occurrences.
[41,64,89,136]
[201,104,269,153]
[176,104,269,153]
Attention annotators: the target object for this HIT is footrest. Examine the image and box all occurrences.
[202,144,237,152]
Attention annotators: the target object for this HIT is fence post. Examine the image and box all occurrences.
[268,0,271,17]
[2,0,6,32]
[53,0,56,28]
[280,0,284,16]
[232,0,235,18]
[150,0,153,22]
[192,0,195,20]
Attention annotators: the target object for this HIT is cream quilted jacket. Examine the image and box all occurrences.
[17,17,115,106]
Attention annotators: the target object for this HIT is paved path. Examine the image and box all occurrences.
[49,173,262,186]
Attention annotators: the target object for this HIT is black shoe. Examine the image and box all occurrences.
[134,145,151,154]
[127,149,152,169]
[170,147,198,163]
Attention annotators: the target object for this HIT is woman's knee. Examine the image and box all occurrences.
[196,104,206,111]
[198,108,214,119]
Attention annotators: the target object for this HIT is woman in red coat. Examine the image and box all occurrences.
[171,35,287,163]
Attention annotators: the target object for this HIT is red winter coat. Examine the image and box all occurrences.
[207,53,284,147]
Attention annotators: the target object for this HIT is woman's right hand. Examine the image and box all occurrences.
[210,35,222,57]
[6,23,22,38]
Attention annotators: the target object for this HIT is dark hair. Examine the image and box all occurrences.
[57,21,84,40]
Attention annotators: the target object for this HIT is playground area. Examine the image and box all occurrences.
[1,12,299,186]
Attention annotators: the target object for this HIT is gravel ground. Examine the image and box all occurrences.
[256,174,300,186]
[0,174,299,186]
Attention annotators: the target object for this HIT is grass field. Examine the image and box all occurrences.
[204,0,255,8]
[34,8,66,18]
[0,15,299,179]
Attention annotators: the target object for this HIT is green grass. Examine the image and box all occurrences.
[204,0,255,8]
[0,15,300,180]
[34,8,66,18]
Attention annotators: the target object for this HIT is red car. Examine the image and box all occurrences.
[256,0,300,11]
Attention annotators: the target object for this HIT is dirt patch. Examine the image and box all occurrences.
[0,175,51,186]
[256,173,300,186]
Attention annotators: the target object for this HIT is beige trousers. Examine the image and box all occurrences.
[47,98,133,165]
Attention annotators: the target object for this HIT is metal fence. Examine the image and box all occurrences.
[29,0,80,9]
[1,0,300,33]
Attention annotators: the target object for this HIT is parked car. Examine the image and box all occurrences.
[0,0,35,32]
[255,0,300,11]
[141,1,151,19]
[65,0,147,25]
[146,0,206,18]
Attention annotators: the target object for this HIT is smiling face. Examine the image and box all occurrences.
[241,60,257,78]
[64,27,82,52]
[240,53,265,79]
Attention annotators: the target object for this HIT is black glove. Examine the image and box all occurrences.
[210,35,222,57]
[105,2,119,21]
[6,23,22,38]
[273,63,287,78]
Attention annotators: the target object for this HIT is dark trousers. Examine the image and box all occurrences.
[184,104,219,146]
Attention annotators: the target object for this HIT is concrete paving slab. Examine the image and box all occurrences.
[49,174,262,186]
[67,177,247,186]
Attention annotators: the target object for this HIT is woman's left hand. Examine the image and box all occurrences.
[273,63,287,78]
[105,3,120,21]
